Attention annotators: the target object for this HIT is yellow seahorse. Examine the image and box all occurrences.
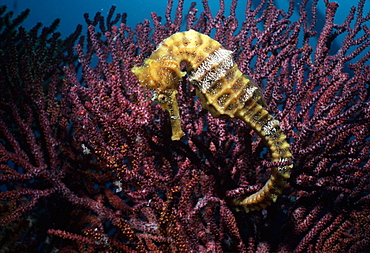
[132,29,292,212]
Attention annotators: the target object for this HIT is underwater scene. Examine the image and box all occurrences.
[0,0,369,252]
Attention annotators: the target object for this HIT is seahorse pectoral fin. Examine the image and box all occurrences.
[159,58,187,82]
[195,88,222,118]
[156,89,184,141]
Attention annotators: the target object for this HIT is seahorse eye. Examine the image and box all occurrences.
[157,94,168,103]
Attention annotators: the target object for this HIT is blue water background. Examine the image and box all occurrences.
[1,0,369,38]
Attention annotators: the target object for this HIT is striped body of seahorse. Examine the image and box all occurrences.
[132,30,292,212]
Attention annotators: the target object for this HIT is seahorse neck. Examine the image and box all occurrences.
[152,30,224,74]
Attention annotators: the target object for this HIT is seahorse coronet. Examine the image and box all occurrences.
[132,29,292,212]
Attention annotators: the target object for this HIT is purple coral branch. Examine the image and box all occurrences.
[1,0,369,252]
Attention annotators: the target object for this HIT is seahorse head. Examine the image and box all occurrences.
[132,57,186,140]
[132,56,185,88]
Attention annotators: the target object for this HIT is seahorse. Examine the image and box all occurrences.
[131,29,292,212]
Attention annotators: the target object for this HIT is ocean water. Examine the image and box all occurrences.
[1,0,369,38]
